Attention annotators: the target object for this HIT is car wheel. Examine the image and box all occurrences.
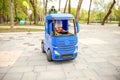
[41,40,45,53]
[47,50,52,61]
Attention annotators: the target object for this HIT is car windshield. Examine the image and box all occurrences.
[52,19,76,36]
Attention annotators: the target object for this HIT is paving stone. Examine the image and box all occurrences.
[108,58,120,66]
[8,66,33,73]
[17,56,28,62]
[28,55,46,61]
[62,62,76,71]
[47,61,63,65]
[28,61,41,66]
[94,67,119,76]
[84,57,107,63]
[12,61,28,66]
[64,70,85,79]
[22,72,37,80]
[2,73,23,80]
[0,25,120,80]
[0,67,11,73]
[34,66,47,72]
[95,62,115,69]
[0,73,5,80]
[115,74,120,80]
[100,76,118,80]
[66,77,89,80]
[46,65,63,71]
[0,51,22,67]
[37,71,65,80]
[74,63,88,70]
[83,69,101,80]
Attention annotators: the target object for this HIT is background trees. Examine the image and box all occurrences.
[75,0,83,22]
[87,0,92,24]
[0,0,119,26]
[101,0,116,25]
[30,0,38,24]
[0,0,9,23]
[9,0,14,29]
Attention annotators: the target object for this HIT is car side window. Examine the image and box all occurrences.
[47,20,53,35]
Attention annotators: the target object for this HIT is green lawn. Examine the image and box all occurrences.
[0,28,44,33]
[0,22,44,26]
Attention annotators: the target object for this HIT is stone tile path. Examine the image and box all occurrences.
[0,24,120,80]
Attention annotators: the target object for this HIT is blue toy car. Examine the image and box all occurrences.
[41,13,80,61]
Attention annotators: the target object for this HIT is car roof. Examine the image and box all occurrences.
[46,13,74,20]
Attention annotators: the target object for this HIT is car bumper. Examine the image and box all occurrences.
[52,53,77,61]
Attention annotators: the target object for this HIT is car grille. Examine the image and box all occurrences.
[57,40,76,51]
[58,40,76,46]
[59,46,74,51]
[61,54,73,59]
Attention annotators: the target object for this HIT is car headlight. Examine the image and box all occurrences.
[54,50,60,55]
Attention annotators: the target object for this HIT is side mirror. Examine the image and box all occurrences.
[76,22,80,33]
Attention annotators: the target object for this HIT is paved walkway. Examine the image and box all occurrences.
[0,24,120,80]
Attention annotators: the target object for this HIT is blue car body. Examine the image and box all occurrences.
[42,13,80,61]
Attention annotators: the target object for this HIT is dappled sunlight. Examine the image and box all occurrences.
[79,38,107,45]
[113,31,120,34]
[0,51,22,67]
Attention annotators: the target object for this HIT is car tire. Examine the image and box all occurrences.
[41,40,45,53]
[47,50,52,61]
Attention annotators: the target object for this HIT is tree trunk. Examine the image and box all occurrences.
[58,0,61,11]
[75,0,83,22]
[2,0,5,23]
[64,0,68,13]
[45,0,48,15]
[68,0,71,13]
[30,0,38,24]
[14,0,18,23]
[7,15,8,23]
[9,0,14,29]
[87,0,92,24]
[101,0,116,25]
[118,20,120,27]
[43,0,45,15]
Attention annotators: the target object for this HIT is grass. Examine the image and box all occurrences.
[0,28,44,33]
[107,21,119,24]
[0,21,45,26]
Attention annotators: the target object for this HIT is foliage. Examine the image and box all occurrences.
[71,8,76,17]
[0,0,120,25]
[114,7,120,21]
[0,0,9,21]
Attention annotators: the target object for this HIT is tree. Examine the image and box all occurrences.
[14,0,18,23]
[79,9,88,22]
[68,0,71,13]
[93,0,107,23]
[114,7,120,26]
[93,0,107,12]
[30,0,38,24]
[64,0,68,13]
[101,0,116,25]
[43,0,45,15]
[75,0,83,22]
[87,0,92,24]
[71,8,76,17]
[58,0,61,11]
[116,0,120,26]
[9,0,14,29]
[0,0,9,23]
[45,0,48,15]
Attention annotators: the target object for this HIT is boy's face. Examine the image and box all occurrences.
[56,27,62,32]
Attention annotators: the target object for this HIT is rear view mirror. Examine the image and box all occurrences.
[76,22,80,33]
